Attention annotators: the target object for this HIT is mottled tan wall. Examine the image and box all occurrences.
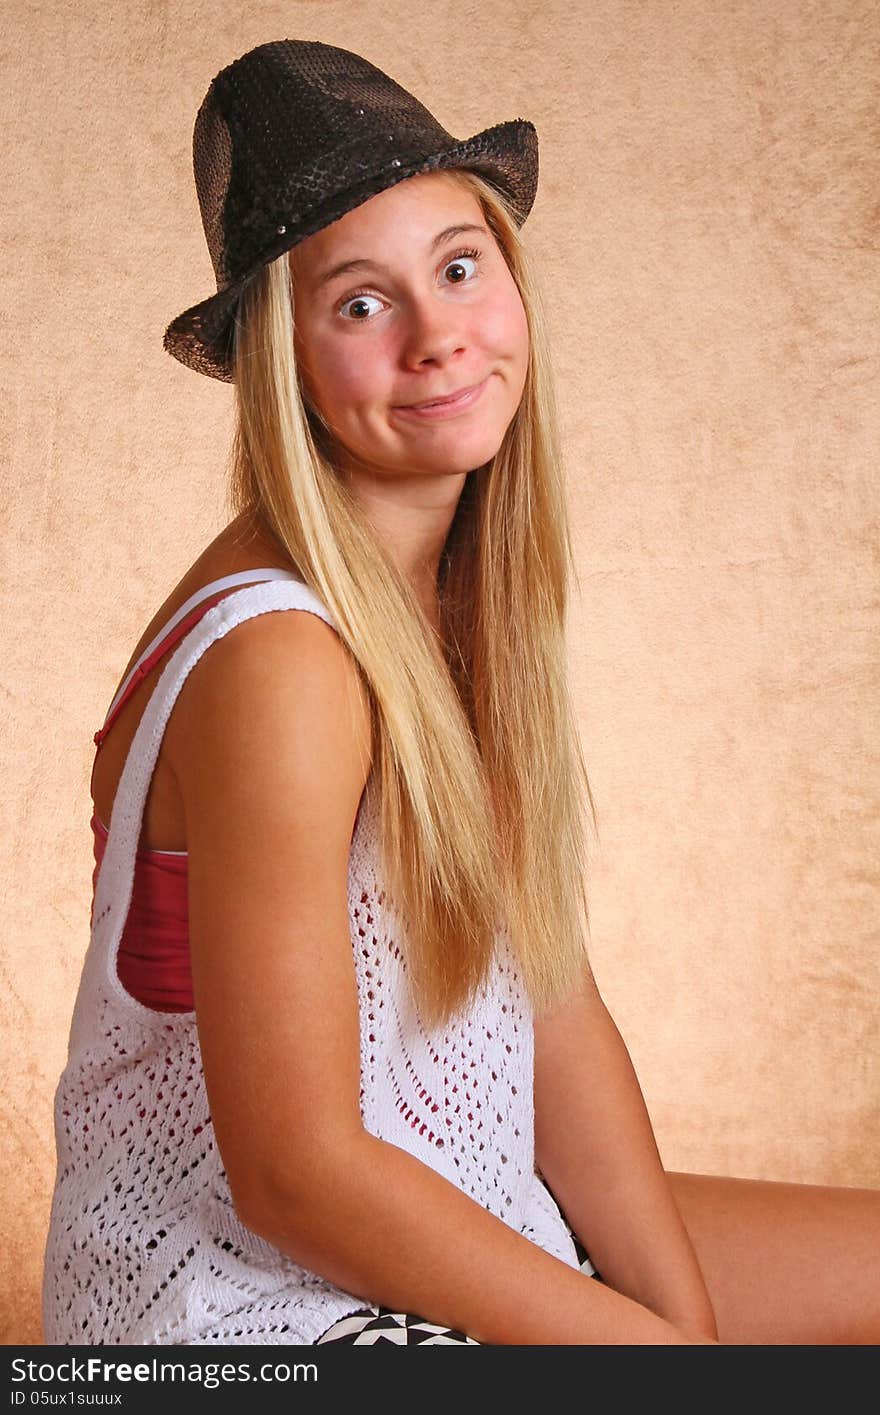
[3,2,876,1345]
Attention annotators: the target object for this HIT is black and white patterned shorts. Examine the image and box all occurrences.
[314,1225,602,1344]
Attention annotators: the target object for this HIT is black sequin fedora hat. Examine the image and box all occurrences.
[162,38,539,383]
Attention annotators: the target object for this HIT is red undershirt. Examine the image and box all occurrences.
[89,593,234,1013]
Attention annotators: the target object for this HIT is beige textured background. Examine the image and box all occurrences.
[2,2,876,1345]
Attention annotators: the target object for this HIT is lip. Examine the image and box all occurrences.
[392,375,491,420]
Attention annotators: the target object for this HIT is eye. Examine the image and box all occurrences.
[338,290,384,322]
[337,247,484,322]
[441,247,482,285]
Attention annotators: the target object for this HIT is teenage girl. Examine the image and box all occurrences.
[42,40,879,1346]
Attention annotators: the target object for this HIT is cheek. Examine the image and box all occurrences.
[297,324,381,418]
[304,335,378,415]
[478,284,529,366]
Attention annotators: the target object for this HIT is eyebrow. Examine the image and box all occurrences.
[312,223,491,292]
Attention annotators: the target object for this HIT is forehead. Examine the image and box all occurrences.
[290,171,485,278]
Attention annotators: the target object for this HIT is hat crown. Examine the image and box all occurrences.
[194,40,453,286]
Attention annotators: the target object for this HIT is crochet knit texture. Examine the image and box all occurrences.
[42,579,589,1345]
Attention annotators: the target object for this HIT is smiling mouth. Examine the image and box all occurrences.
[392,376,492,419]
[401,380,485,410]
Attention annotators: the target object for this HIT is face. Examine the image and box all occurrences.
[289,172,530,486]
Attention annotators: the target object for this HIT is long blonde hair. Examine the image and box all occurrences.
[227,167,599,1030]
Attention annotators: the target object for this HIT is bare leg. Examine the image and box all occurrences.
[666,1170,880,1344]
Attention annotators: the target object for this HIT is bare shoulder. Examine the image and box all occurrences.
[168,605,373,835]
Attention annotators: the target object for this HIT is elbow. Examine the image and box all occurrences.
[234,1188,306,1249]
[231,1131,370,1246]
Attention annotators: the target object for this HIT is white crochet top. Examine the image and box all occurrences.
[42,574,590,1345]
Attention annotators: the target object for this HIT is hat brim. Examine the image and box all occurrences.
[162,117,538,383]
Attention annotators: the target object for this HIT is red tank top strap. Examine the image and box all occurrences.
[92,569,303,748]
[93,590,233,747]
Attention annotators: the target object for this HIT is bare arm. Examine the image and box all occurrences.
[241,1129,714,1345]
[533,972,719,1342]
[171,609,713,1345]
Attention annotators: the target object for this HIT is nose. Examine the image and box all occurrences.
[399,293,468,369]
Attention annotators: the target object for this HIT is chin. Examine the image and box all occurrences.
[421,416,508,454]
[418,439,504,475]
